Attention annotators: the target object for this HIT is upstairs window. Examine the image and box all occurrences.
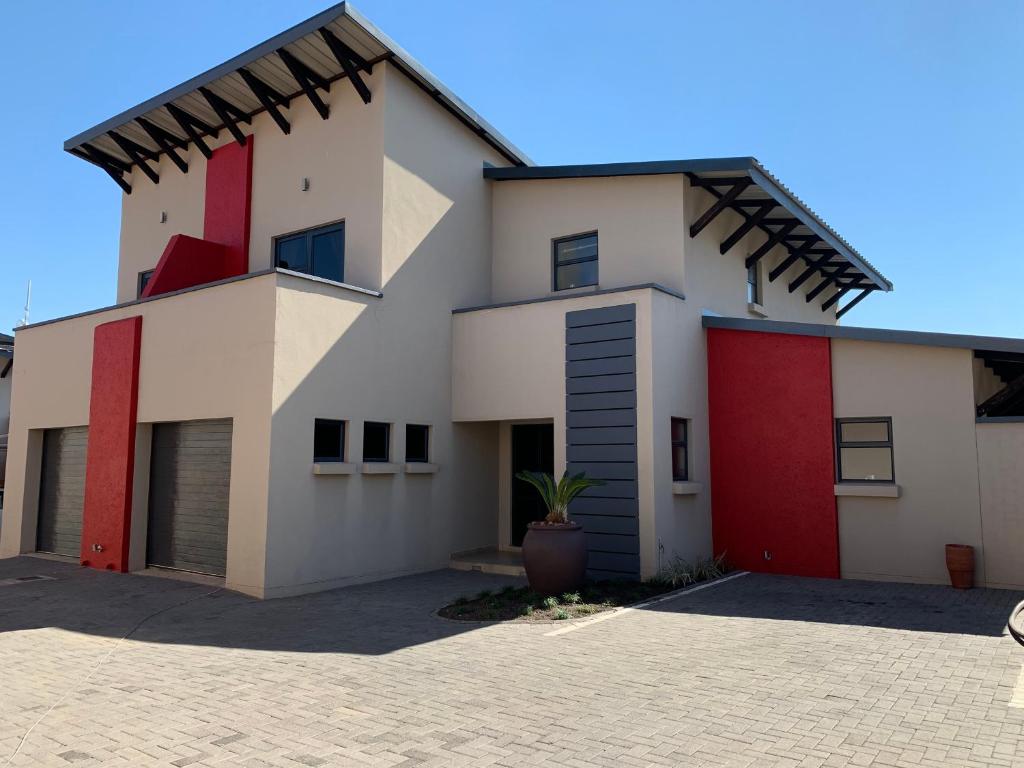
[275,221,345,283]
[363,421,391,463]
[836,418,894,483]
[553,232,598,291]
[405,424,430,463]
[746,262,761,305]
[314,419,346,462]
[138,270,155,298]
[671,418,689,481]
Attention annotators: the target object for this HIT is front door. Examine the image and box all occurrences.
[510,423,554,547]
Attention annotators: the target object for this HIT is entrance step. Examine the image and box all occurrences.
[450,547,526,577]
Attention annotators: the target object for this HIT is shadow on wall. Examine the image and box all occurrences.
[640,572,1022,638]
[0,557,521,654]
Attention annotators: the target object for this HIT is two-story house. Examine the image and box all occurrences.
[2,2,1023,597]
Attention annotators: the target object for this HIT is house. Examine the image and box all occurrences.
[1,2,1022,597]
[0,331,12,507]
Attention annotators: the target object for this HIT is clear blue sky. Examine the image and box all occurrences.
[2,1,1021,335]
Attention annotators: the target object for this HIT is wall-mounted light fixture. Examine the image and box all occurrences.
[159,211,168,223]
[301,177,311,192]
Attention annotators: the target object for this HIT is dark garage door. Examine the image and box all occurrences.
[37,426,88,557]
[147,419,232,576]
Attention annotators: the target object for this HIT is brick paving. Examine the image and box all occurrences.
[0,556,1023,767]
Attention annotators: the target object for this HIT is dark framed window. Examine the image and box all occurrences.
[405,424,430,463]
[313,419,345,462]
[363,421,390,463]
[138,269,155,298]
[836,417,894,483]
[274,221,345,283]
[746,262,761,304]
[671,418,689,481]
[553,232,598,291]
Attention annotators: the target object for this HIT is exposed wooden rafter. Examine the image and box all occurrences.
[277,48,331,119]
[320,27,372,104]
[199,87,251,145]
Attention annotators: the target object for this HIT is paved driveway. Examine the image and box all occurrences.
[1,556,1023,768]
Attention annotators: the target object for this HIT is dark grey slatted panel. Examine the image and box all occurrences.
[566,339,634,361]
[566,304,636,327]
[566,321,635,344]
[573,514,638,536]
[147,419,232,576]
[565,303,639,579]
[565,356,635,378]
[567,426,636,445]
[36,427,88,557]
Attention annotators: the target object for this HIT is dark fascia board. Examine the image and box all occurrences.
[63,2,531,167]
[453,282,684,314]
[484,157,891,292]
[702,315,1024,355]
[483,157,756,181]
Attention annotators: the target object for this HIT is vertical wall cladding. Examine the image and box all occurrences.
[565,304,640,579]
[80,316,143,572]
[707,328,839,578]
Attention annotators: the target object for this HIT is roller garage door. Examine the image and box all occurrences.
[147,419,232,576]
[36,426,88,557]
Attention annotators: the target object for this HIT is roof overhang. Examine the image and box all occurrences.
[64,2,530,193]
[485,158,892,313]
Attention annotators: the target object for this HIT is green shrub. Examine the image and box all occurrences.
[553,608,570,620]
[561,592,581,605]
[542,596,559,610]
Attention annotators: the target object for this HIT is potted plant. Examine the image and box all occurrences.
[515,470,604,595]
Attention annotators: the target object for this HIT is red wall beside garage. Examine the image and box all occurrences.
[707,328,839,578]
[80,316,142,572]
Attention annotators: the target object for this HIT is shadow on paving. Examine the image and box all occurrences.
[0,555,523,654]
[642,572,1024,637]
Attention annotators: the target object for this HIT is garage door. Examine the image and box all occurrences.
[147,419,232,576]
[37,426,88,557]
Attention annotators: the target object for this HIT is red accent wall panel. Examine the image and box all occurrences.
[141,235,231,298]
[203,138,254,276]
[80,316,142,572]
[707,328,839,578]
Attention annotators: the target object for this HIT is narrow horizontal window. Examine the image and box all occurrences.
[274,221,345,283]
[553,232,598,291]
[363,421,390,463]
[405,424,430,463]
[671,418,689,482]
[314,419,345,462]
[836,417,894,483]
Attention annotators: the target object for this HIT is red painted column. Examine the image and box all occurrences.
[203,138,254,276]
[707,328,839,578]
[80,316,143,572]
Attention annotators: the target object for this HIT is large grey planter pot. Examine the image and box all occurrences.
[522,522,587,596]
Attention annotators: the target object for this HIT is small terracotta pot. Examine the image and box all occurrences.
[945,544,975,589]
[522,522,587,596]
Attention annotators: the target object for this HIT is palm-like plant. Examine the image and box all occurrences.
[515,470,605,524]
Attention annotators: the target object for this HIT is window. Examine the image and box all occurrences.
[553,232,598,291]
[313,419,345,462]
[138,270,154,298]
[836,418,894,483]
[362,421,390,463]
[746,262,761,305]
[671,418,689,481]
[405,424,430,463]
[274,222,345,283]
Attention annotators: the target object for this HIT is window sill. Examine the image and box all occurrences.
[834,483,901,498]
[360,462,401,475]
[672,481,703,496]
[312,462,355,476]
[404,463,439,474]
[747,302,768,318]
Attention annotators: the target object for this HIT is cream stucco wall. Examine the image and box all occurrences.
[116,66,387,302]
[259,65,508,597]
[976,422,1024,589]
[0,275,277,596]
[832,340,985,585]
